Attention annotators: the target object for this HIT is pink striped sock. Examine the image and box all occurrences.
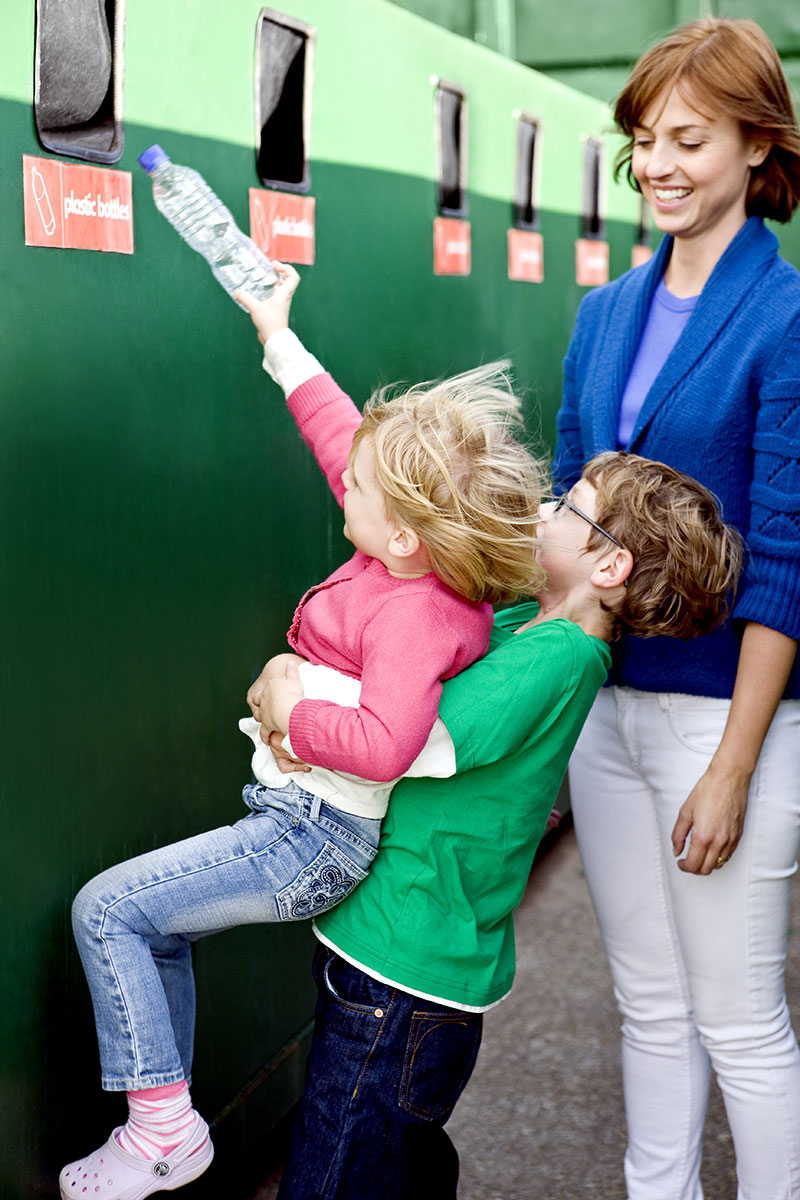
[115,1081,200,1161]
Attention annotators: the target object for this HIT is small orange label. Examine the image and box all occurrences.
[508,229,544,283]
[433,217,471,276]
[632,244,654,269]
[249,190,315,265]
[23,155,134,253]
[575,239,609,287]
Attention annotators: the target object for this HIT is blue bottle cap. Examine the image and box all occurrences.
[137,145,170,173]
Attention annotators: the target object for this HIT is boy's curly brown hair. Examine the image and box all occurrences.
[581,452,742,641]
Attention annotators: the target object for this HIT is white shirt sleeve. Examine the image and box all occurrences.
[261,327,326,396]
[284,662,457,778]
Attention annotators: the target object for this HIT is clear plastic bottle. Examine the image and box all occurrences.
[137,144,278,307]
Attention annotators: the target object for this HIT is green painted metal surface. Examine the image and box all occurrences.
[522,0,800,123]
[1,114,638,1200]
[6,0,800,1191]
[1,2,645,1194]
[5,0,636,215]
[516,0,676,67]
[386,1,800,119]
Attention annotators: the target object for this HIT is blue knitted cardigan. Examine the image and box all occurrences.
[554,216,800,699]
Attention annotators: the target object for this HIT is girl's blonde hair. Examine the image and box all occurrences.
[581,452,742,641]
[613,17,800,223]
[352,362,547,604]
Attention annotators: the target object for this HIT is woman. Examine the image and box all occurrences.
[554,17,800,1199]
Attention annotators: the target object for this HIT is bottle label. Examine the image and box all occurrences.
[575,238,609,287]
[22,154,134,254]
[249,190,315,265]
[507,229,544,283]
[433,217,471,276]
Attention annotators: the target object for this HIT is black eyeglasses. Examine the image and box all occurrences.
[551,494,623,548]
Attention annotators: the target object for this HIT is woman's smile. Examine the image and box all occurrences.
[652,186,692,206]
[632,86,768,251]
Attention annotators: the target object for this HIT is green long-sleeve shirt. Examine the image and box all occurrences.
[315,604,611,1010]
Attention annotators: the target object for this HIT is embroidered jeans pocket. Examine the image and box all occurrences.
[276,840,368,921]
[398,1011,483,1122]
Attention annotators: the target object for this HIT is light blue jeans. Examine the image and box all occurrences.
[71,782,381,1091]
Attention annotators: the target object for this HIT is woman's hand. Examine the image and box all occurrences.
[671,623,797,876]
[671,762,749,874]
[235,262,301,344]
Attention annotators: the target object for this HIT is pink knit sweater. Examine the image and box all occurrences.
[284,373,492,782]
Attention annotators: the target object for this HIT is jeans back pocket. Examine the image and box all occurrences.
[276,839,368,921]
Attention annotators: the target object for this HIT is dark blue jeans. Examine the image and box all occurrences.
[277,944,484,1200]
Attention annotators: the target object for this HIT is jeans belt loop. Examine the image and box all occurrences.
[309,794,322,822]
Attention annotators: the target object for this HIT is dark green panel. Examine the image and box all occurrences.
[1,93,641,1197]
[514,1,800,109]
[516,0,674,67]
[385,0,475,39]
[719,0,800,54]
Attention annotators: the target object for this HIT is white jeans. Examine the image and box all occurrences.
[569,687,800,1200]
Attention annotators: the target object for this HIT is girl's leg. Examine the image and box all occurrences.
[569,687,709,1200]
[656,698,800,1200]
[71,786,379,1091]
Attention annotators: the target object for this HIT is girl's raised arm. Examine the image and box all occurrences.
[239,266,362,505]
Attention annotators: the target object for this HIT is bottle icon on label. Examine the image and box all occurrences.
[32,166,56,237]
[251,200,271,255]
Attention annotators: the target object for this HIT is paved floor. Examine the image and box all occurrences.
[249,823,800,1199]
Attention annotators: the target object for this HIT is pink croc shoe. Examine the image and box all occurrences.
[59,1112,213,1199]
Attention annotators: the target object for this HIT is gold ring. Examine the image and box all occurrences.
[716,857,729,866]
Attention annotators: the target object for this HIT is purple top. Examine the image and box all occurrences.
[617,279,698,446]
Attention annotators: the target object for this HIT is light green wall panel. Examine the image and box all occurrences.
[2,0,638,220]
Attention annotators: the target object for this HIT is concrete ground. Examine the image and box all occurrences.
[248,822,800,1199]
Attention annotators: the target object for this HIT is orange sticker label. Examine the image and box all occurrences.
[575,239,609,287]
[433,217,471,276]
[23,155,134,254]
[632,244,654,269]
[249,190,316,265]
[508,229,544,283]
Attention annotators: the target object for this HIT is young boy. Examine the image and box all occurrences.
[265,451,741,1200]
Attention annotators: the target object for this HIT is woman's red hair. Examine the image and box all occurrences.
[614,18,800,223]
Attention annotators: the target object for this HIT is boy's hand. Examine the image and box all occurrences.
[247,653,306,722]
[266,729,312,774]
[259,667,305,738]
[235,262,301,344]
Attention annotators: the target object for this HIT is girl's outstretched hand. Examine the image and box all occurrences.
[235,261,301,344]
